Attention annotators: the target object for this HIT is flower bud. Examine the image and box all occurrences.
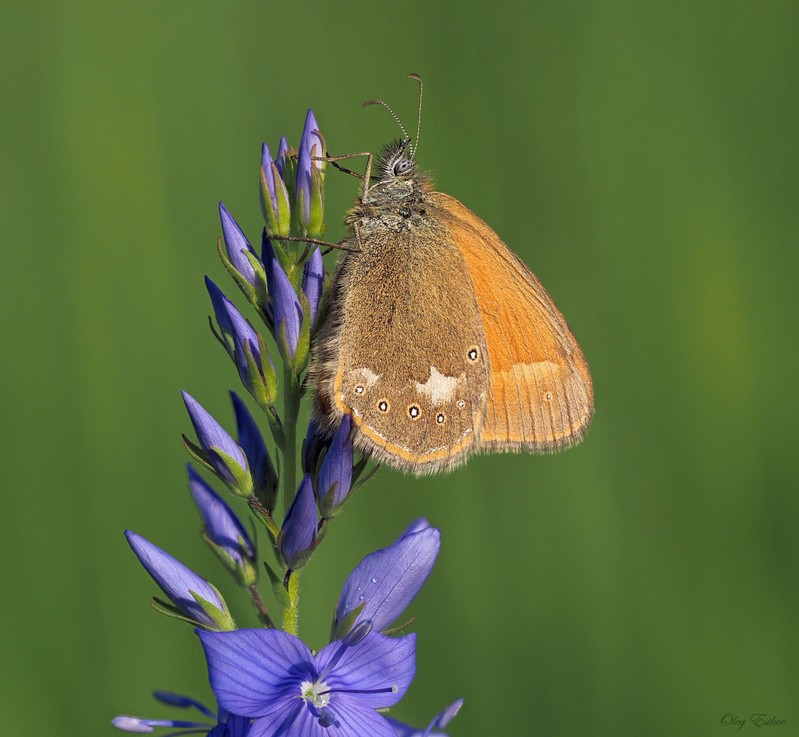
[206,278,277,407]
[301,247,324,330]
[317,415,354,518]
[295,109,325,236]
[230,391,278,512]
[262,237,303,362]
[188,466,257,587]
[260,143,291,238]
[181,391,252,497]
[218,203,264,300]
[278,475,318,570]
[124,531,235,631]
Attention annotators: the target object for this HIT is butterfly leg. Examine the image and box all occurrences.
[318,151,375,198]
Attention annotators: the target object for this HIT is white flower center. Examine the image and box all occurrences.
[300,679,330,708]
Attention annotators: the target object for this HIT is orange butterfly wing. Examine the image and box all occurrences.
[432,192,594,451]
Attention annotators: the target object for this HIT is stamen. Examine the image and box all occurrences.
[320,685,397,697]
[318,620,373,681]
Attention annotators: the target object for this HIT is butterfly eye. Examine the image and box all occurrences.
[393,159,412,175]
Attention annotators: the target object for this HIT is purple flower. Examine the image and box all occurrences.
[219,202,261,293]
[113,692,250,737]
[231,392,278,511]
[295,109,325,235]
[332,519,440,637]
[302,247,324,328]
[206,279,276,406]
[278,474,318,570]
[182,391,252,496]
[198,621,416,737]
[384,699,464,737]
[262,236,303,360]
[188,465,257,586]
[317,415,354,517]
[124,531,234,631]
[260,143,290,238]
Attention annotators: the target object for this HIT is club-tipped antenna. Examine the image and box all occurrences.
[363,98,411,148]
[407,73,423,159]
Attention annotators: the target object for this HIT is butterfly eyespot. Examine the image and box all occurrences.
[408,405,421,419]
[393,159,412,175]
[378,400,390,413]
[545,392,553,401]
[354,386,365,394]
[457,400,466,409]
[467,347,479,362]
[436,413,446,424]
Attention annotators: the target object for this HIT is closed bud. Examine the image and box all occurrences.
[188,466,257,588]
[260,142,291,238]
[295,109,325,236]
[181,391,253,497]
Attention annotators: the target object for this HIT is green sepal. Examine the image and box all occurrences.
[242,250,269,314]
[319,479,340,519]
[208,446,253,498]
[381,616,416,636]
[311,134,327,183]
[306,165,325,237]
[294,291,312,374]
[247,494,280,539]
[352,456,380,490]
[276,529,316,571]
[275,317,295,368]
[265,561,291,609]
[151,597,201,627]
[217,237,261,310]
[265,404,286,452]
[190,586,237,631]
[269,237,299,286]
[280,145,297,202]
[208,314,233,356]
[183,435,215,474]
[330,600,367,642]
[200,529,258,588]
[259,333,278,402]
[242,338,273,409]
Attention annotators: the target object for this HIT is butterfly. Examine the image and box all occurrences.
[312,75,593,474]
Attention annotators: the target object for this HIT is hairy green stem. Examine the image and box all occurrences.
[282,571,301,636]
[279,362,302,632]
[281,364,300,514]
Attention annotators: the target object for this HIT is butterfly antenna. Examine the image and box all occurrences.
[363,98,411,147]
[407,72,423,159]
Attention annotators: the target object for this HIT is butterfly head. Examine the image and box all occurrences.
[377,138,419,182]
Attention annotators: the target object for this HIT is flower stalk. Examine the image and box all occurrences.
[115,104,463,737]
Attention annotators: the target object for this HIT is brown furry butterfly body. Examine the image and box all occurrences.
[313,139,594,474]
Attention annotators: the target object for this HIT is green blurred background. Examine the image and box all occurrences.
[2,1,798,735]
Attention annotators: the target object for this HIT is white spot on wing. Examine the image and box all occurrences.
[353,368,380,388]
[415,366,464,407]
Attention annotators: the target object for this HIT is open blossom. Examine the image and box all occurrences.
[198,621,415,737]
[333,519,440,638]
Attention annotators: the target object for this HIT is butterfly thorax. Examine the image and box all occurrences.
[344,140,434,239]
